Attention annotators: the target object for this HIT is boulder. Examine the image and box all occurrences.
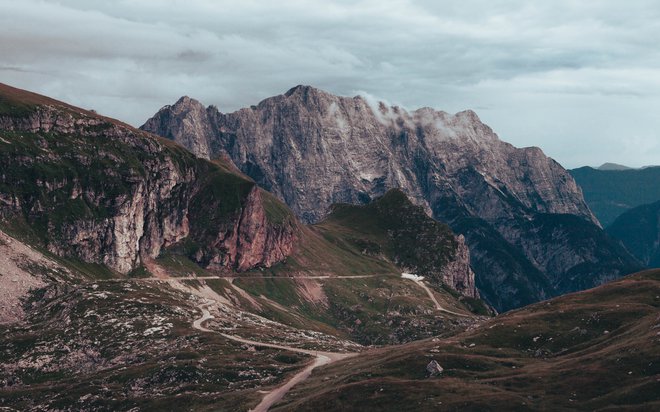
[426,360,443,376]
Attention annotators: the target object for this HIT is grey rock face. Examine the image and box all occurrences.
[426,360,444,376]
[144,86,594,223]
[440,234,477,298]
[141,96,213,159]
[142,85,641,310]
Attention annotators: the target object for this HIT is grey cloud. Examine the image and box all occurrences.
[0,0,658,168]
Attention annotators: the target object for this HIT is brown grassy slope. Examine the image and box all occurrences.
[274,269,660,411]
[0,82,231,161]
[0,82,129,126]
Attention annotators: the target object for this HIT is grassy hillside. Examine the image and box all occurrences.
[315,189,457,280]
[220,189,488,345]
[231,274,481,346]
[570,166,660,226]
[0,82,297,274]
[274,269,660,411]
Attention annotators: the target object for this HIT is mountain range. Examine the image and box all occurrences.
[596,162,633,171]
[0,82,482,341]
[142,85,642,311]
[1,83,657,411]
[608,200,660,267]
[570,165,660,227]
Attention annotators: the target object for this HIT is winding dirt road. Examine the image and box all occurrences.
[408,278,472,317]
[124,262,467,410]
[192,303,356,412]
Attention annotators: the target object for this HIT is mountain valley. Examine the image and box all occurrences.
[0,83,657,411]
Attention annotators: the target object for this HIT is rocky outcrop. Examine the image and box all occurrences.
[0,229,51,323]
[192,186,298,271]
[426,360,444,376]
[320,189,478,298]
[0,85,299,274]
[143,85,641,310]
[45,165,193,274]
[439,235,477,298]
[140,96,213,159]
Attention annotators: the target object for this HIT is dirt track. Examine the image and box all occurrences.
[192,302,356,412]
[405,276,472,317]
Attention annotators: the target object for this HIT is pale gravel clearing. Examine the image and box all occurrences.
[0,229,66,323]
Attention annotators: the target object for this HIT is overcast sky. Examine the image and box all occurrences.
[1,0,659,168]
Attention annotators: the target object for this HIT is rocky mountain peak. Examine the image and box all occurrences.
[142,85,598,228]
[597,162,633,171]
[455,109,480,121]
[141,85,643,311]
[284,84,326,98]
[172,95,205,109]
[141,95,213,159]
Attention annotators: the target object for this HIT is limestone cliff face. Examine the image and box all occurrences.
[440,235,477,298]
[0,90,298,274]
[45,164,193,274]
[143,85,642,310]
[192,186,298,271]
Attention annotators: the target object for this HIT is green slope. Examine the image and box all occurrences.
[315,189,457,281]
[230,189,490,345]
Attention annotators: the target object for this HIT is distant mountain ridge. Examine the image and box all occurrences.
[143,85,642,311]
[607,200,660,267]
[595,162,659,171]
[597,162,633,171]
[570,165,660,227]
